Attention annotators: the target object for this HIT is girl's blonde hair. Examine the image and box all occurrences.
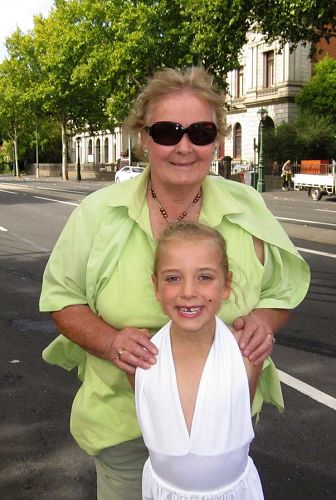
[153,221,229,279]
[126,66,228,141]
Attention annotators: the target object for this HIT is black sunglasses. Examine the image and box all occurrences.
[145,121,217,146]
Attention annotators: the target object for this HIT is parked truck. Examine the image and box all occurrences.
[293,160,336,201]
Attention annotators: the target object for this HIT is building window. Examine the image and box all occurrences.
[96,138,101,163]
[88,139,93,155]
[233,123,242,159]
[104,138,109,163]
[236,66,244,97]
[264,51,274,87]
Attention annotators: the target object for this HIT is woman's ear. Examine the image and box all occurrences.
[140,129,149,150]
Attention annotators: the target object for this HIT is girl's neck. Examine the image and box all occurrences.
[170,319,216,348]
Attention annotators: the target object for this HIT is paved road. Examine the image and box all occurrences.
[0,176,335,499]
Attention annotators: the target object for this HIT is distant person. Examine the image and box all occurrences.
[281,160,292,190]
[132,221,264,499]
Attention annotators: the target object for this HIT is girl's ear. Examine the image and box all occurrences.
[222,271,232,300]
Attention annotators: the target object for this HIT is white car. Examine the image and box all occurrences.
[114,166,145,182]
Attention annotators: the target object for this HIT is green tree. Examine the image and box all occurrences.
[4,28,53,175]
[264,114,336,163]
[296,56,336,121]
[32,3,109,179]
[264,122,300,164]
[0,52,36,177]
[297,113,336,160]
[64,0,189,123]
[181,0,336,78]
[252,0,336,51]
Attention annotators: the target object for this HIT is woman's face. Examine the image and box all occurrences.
[141,90,217,190]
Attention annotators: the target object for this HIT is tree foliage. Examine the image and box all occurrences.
[252,0,336,52]
[296,56,336,122]
[0,40,37,176]
[264,114,336,162]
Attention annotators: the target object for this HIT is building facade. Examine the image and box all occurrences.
[70,126,133,172]
[223,32,313,170]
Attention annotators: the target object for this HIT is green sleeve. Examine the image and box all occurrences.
[39,206,92,312]
[257,243,311,310]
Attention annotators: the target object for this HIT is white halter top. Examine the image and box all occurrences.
[135,317,255,491]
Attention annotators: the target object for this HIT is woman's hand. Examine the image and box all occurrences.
[232,308,290,365]
[51,305,158,375]
[111,327,158,374]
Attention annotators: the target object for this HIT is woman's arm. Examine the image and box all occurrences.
[51,305,158,374]
[232,235,290,365]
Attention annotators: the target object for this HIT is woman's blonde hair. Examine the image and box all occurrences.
[126,67,228,141]
[153,221,229,280]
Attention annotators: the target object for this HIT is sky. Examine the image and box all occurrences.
[0,0,54,61]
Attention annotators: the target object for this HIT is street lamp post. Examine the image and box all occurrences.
[76,136,81,181]
[256,107,268,193]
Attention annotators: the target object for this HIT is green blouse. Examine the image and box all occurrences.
[40,167,310,455]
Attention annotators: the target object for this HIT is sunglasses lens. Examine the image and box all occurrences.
[189,122,217,145]
[149,122,182,145]
[147,121,217,146]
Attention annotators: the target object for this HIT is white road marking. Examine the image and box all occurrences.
[315,208,336,213]
[0,226,8,232]
[296,247,336,259]
[0,189,18,194]
[278,370,336,411]
[0,184,27,190]
[276,216,336,228]
[35,186,88,195]
[34,196,79,206]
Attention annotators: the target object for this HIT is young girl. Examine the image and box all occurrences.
[132,221,264,500]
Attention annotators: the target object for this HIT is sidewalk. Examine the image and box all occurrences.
[0,174,113,189]
[0,173,311,194]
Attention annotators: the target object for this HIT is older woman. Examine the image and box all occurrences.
[40,67,310,499]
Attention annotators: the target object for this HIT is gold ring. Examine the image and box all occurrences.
[266,333,276,344]
[117,348,124,359]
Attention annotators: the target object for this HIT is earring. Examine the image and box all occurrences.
[143,148,149,159]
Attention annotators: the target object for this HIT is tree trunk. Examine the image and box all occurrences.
[35,116,39,179]
[61,118,68,180]
[14,126,19,178]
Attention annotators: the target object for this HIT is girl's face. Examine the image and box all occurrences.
[141,90,217,191]
[153,238,231,336]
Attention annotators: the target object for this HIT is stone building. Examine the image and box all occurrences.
[70,126,136,175]
[223,33,336,172]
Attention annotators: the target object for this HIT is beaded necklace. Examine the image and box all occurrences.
[150,186,202,224]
